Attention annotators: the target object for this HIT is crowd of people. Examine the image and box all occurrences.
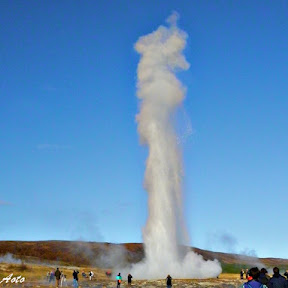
[46,268,67,287]
[240,267,288,288]
[46,266,288,288]
[46,268,95,287]
[113,270,288,288]
[115,272,172,288]
[47,270,133,288]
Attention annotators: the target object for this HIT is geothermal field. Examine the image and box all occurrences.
[0,259,245,288]
[1,245,288,288]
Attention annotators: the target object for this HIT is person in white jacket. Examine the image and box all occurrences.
[89,271,94,281]
[60,273,64,287]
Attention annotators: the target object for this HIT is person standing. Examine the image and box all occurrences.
[268,267,288,288]
[258,268,270,285]
[166,274,172,288]
[89,271,94,281]
[73,270,79,288]
[63,275,68,287]
[245,269,249,279]
[116,273,122,288]
[60,272,65,287]
[54,268,61,288]
[50,271,54,283]
[127,274,133,286]
[240,267,268,288]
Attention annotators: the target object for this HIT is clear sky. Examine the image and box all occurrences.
[1,1,287,259]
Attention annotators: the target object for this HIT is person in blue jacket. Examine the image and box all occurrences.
[240,267,268,288]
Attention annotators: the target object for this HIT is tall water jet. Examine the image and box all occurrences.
[127,12,222,279]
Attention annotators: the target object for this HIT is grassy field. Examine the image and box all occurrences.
[0,262,245,288]
[0,262,268,282]
[0,262,112,287]
[5,262,288,288]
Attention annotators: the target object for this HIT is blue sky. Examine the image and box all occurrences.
[1,1,287,259]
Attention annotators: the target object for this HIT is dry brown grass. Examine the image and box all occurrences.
[0,262,112,286]
[218,273,240,279]
[7,262,30,272]
[1,240,288,268]
[0,262,243,288]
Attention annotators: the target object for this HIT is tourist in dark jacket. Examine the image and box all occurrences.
[166,274,172,288]
[73,270,79,288]
[127,274,133,286]
[55,268,61,288]
[259,268,270,285]
[268,267,288,288]
[73,270,79,281]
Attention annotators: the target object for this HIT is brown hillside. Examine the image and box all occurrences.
[0,241,287,269]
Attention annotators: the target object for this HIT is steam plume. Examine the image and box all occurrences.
[0,253,21,264]
[127,12,222,279]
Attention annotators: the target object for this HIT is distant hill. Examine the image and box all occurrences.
[0,241,287,273]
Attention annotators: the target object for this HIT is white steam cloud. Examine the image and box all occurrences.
[122,12,222,279]
[0,253,21,264]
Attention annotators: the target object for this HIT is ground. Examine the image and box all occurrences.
[0,262,251,287]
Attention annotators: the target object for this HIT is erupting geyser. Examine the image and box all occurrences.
[125,12,222,279]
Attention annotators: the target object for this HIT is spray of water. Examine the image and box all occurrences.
[123,13,222,279]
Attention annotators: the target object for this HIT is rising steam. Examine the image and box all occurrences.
[124,12,222,279]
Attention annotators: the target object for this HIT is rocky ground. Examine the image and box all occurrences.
[17,278,245,288]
